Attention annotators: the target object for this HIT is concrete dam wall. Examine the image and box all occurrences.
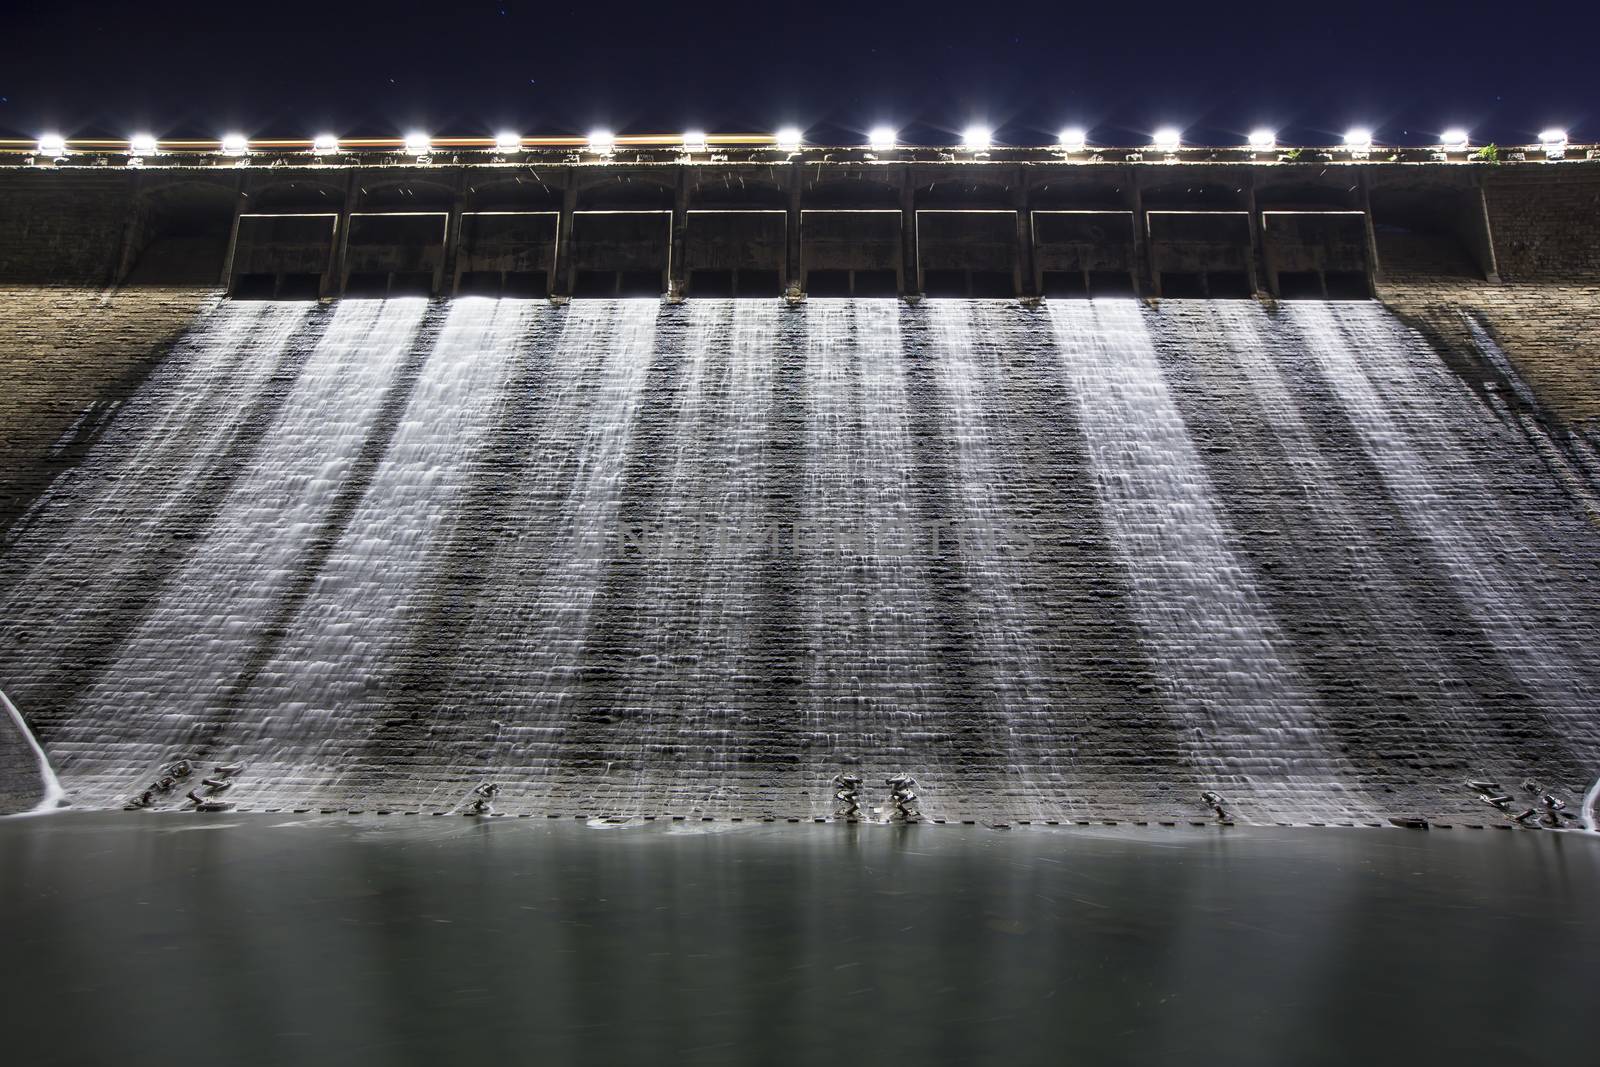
[0,157,1597,824]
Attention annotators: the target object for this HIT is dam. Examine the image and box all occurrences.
[1,142,1598,827]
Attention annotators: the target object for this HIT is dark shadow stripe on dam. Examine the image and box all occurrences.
[993,307,1183,812]
[351,305,569,790]
[893,306,1013,801]
[549,305,696,792]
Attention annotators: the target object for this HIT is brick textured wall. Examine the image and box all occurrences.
[1484,165,1600,280]
[1380,279,1600,428]
[0,171,138,284]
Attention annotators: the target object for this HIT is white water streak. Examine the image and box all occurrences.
[1048,300,1362,820]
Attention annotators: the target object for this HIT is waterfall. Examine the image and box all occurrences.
[3,295,1598,821]
[1047,300,1368,822]
[1288,303,1600,765]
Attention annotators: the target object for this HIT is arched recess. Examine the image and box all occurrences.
[248,179,347,214]
[801,175,899,209]
[357,178,457,210]
[1369,182,1490,278]
[575,175,676,210]
[689,173,787,209]
[1140,180,1248,211]
[1254,177,1361,211]
[467,175,563,211]
[915,177,1013,209]
[123,180,238,286]
[1029,174,1127,212]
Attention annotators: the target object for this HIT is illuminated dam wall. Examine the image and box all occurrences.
[0,157,1597,823]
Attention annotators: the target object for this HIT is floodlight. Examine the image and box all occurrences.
[961,125,992,153]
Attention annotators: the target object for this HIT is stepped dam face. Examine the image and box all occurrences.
[2,294,1599,823]
[0,159,1597,824]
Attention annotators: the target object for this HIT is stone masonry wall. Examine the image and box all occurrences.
[1483,166,1600,280]
[0,288,213,529]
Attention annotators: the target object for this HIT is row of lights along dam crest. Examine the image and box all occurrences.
[12,126,1584,161]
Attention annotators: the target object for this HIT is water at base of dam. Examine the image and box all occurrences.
[1,297,1598,824]
[1,814,1596,1067]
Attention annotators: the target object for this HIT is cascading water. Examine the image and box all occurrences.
[2,297,1597,822]
[1047,300,1368,822]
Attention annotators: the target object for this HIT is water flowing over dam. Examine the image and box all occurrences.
[1,296,1598,823]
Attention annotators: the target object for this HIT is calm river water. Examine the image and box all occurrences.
[1,814,1593,1065]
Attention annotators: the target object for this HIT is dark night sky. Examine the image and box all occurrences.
[5,0,1596,146]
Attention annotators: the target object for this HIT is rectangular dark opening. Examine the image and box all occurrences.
[617,270,662,297]
[806,270,851,297]
[852,270,899,297]
[922,270,968,297]
[574,271,618,297]
[1042,271,1088,298]
[1160,273,1206,298]
[1324,272,1372,299]
[1205,272,1253,299]
[232,273,278,300]
[345,272,390,297]
[1088,271,1137,298]
[389,272,435,297]
[1276,272,1324,300]
[277,273,322,300]
[691,270,736,296]
[459,271,502,296]
[969,271,1015,298]
[734,269,781,297]
[503,271,548,297]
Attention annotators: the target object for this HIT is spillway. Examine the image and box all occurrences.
[1,297,1597,823]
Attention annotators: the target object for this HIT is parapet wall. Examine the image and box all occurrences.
[1,157,1594,298]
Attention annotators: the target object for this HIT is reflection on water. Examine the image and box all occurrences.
[1,815,1595,1066]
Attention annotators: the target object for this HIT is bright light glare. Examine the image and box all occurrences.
[775,126,803,152]
[587,129,615,154]
[961,125,992,153]
[1152,127,1181,153]
[313,134,340,155]
[1058,127,1088,152]
[1248,128,1277,150]
[1539,128,1568,157]
[1439,128,1470,150]
[682,130,709,152]
[37,133,66,156]
[868,126,897,152]
[128,133,158,156]
[495,131,522,151]
[404,131,431,154]
[220,133,249,155]
[1343,127,1374,150]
